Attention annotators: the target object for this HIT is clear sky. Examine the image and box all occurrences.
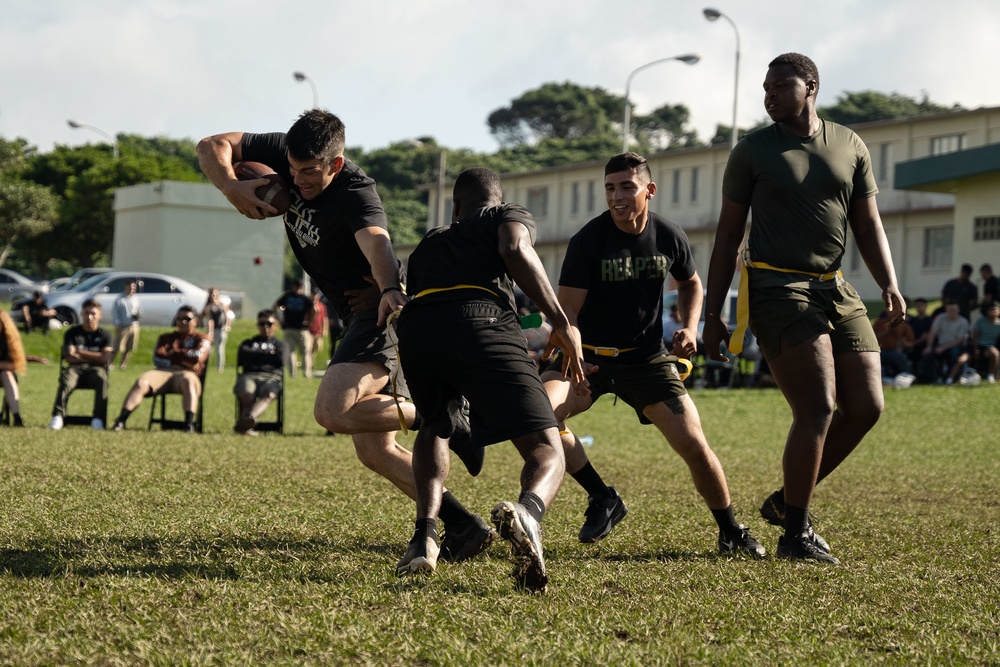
[2,0,998,155]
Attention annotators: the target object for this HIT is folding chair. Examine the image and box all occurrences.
[148,365,208,433]
[59,358,110,427]
[233,365,284,433]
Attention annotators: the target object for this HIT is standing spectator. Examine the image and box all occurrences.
[971,302,1000,382]
[201,287,230,372]
[49,299,113,430]
[112,281,142,371]
[941,263,978,321]
[979,263,999,317]
[0,310,27,426]
[19,291,56,335]
[273,280,313,378]
[307,291,329,377]
[234,310,287,435]
[874,309,915,384]
[111,306,211,433]
[922,302,971,384]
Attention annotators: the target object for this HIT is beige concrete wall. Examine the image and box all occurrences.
[112,181,285,318]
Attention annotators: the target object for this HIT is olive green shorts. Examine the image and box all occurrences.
[749,280,879,360]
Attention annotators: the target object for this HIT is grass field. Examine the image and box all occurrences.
[0,318,998,665]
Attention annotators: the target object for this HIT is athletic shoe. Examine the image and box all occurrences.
[578,487,628,543]
[776,533,840,564]
[183,423,197,434]
[49,415,64,430]
[759,491,831,553]
[439,513,496,563]
[491,501,548,593]
[235,416,256,434]
[893,372,916,389]
[243,429,259,437]
[447,397,484,477]
[12,414,23,427]
[91,418,104,430]
[719,524,766,558]
[112,420,126,432]
[988,376,997,384]
[396,533,440,576]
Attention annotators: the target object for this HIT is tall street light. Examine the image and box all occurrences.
[703,8,741,150]
[67,119,119,158]
[622,54,700,153]
[293,71,319,109]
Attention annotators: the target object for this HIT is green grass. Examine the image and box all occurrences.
[1,317,998,665]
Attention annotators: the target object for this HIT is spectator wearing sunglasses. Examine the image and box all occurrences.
[233,310,287,435]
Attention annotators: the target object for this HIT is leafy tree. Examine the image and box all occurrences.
[487,82,624,147]
[819,91,962,125]
[634,103,702,150]
[0,139,59,269]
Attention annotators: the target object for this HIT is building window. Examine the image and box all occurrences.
[586,181,596,213]
[570,182,579,215]
[690,167,699,203]
[672,170,681,204]
[878,142,892,182]
[923,226,953,268]
[930,134,965,156]
[974,216,1000,241]
[527,187,549,218]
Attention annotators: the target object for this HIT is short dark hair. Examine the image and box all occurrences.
[257,308,277,321]
[453,168,503,205]
[286,109,345,163]
[173,305,198,325]
[961,263,974,274]
[81,298,101,310]
[769,53,820,90]
[981,263,993,273]
[605,152,652,182]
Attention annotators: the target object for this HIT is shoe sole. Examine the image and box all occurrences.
[491,503,548,593]
[776,548,840,565]
[396,556,437,576]
[579,501,628,544]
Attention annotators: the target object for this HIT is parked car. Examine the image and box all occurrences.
[34,272,226,327]
[44,276,73,292]
[0,268,48,302]
[55,267,113,291]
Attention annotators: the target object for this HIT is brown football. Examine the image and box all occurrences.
[233,161,291,217]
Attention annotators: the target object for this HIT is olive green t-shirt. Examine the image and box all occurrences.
[722,120,878,283]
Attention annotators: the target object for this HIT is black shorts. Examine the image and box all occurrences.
[396,298,557,447]
[332,309,408,397]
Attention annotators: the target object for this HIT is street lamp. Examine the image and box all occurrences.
[293,71,319,109]
[622,54,700,153]
[703,7,741,150]
[67,119,119,158]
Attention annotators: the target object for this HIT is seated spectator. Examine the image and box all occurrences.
[874,308,915,383]
[49,299,113,430]
[0,310,27,426]
[971,302,1000,383]
[234,310,287,436]
[907,298,934,372]
[19,291,57,335]
[111,306,211,433]
[980,263,999,317]
[922,302,971,385]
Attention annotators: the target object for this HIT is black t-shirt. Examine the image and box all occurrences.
[941,278,978,319]
[405,203,536,313]
[236,335,286,377]
[275,291,311,330]
[240,132,405,320]
[63,325,112,358]
[559,211,696,361]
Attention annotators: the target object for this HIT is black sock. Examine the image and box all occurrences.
[571,462,611,499]
[117,408,133,424]
[773,487,785,504]
[518,491,546,523]
[184,411,196,426]
[438,490,473,528]
[414,518,438,541]
[784,504,810,538]
[711,505,740,533]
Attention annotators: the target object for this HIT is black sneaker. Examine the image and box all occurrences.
[776,533,840,565]
[491,501,548,593]
[578,487,628,543]
[759,490,831,553]
[396,533,440,576]
[447,397,484,477]
[184,422,197,434]
[439,513,496,563]
[719,524,766,558]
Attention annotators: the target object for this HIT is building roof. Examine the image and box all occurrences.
[895,143,1000,193]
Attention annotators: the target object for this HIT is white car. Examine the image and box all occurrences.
[0,267,48,302]
[38,272,224,328]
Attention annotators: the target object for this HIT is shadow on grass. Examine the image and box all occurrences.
[0,534,402,581]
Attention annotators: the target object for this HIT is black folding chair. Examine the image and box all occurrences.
[233,365,284,434]
[59,358,110,427]
[148,365,209,433]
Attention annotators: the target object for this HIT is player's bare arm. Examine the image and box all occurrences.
[704,196,750,362]
[672,273,703,358]
[353,227,407,325]
[553,285,595,393]
[196,132,275,219]
[850,196,906,326]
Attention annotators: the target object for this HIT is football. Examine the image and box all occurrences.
[233,161,291,217]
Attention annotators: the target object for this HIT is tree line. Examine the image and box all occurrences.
[0,86,961,280]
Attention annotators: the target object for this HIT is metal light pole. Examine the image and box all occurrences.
[67,119,119,158]
[293,71,320,109]
[622,54,700,153]
[703,8,741,150]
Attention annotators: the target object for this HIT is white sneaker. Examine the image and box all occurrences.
[893,373,916,389]
[49,415,64,430]
[91,418,105,430]
[989,376,997,384]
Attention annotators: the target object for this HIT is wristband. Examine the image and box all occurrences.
[381,286,402,297]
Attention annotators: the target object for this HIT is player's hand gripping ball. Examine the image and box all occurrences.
[233,161,291,218]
